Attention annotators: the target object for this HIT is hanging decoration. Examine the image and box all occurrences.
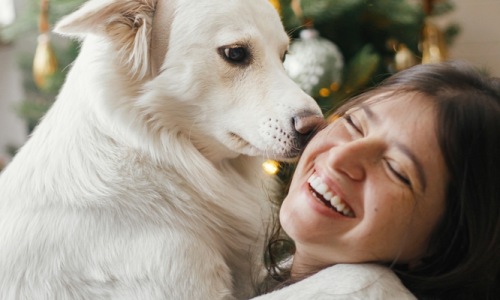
[420,0,448,64]
[394,43,418,71]
[387,39,418,72]
[283,0,344,100]
[33,0,58,90]
[284,28,344,99]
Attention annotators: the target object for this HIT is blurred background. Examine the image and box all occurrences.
[1,0,499,171]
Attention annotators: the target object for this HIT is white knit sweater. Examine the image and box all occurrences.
[252,264,417,300]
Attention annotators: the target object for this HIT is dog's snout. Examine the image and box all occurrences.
[293,112,325,136]
[292,112,325,150]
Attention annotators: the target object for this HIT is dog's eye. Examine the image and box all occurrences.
[219,46,250,64]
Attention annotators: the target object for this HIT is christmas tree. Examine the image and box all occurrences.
[272,0,458,114]
[0,0,458,173]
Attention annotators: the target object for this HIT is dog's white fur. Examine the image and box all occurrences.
[0,0,322,299]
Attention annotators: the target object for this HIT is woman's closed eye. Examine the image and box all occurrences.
[343,114,363,137]
[344,111,414,189]
[385,159,412,188]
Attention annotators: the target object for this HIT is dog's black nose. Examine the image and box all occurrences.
[293,112,325,136]
[292,112,325,149]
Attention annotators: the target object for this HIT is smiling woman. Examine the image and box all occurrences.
[254,61,500,300]
[282,93,447,272]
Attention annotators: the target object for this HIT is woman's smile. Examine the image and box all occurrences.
[280,93,448,274]
[263,62,500,299]
[307,172,355,218]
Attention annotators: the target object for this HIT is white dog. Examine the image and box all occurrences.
[0,0,323,299]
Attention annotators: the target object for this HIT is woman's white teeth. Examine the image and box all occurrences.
[308,173,354,217]
[316,183,328,194]
[331,195,341,206]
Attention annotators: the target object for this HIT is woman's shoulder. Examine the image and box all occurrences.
[252,263,417,300]
[316,264,416,298]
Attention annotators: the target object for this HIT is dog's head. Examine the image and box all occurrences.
[55,0,324,162]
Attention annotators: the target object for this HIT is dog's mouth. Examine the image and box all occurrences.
[228,132,262,156]
[227,132,303,160]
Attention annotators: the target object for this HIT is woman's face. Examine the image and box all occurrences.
[280,94,448,274]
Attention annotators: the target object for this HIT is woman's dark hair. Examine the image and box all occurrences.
[264,61,500,299]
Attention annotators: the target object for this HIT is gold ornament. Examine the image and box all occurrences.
[33,33,58,89]
[421,20,447,64]
[33,0,58,90]
[420,0,447,64]
[394,43,418,71]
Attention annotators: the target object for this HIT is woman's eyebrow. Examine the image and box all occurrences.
[361,104,427,192]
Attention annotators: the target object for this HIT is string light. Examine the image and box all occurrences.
[262,160,280,175]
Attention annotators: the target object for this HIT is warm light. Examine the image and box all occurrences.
[262,160,280,175]
[330,82,340,92]
[319,88,331,97]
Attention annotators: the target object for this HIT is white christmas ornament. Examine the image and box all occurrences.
[284,28,344,98]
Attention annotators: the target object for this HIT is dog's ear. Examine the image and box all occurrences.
[54,0,158,79]
[54,0,157,39]
[149,0,175,77]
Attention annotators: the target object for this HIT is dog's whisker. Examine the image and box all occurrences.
[286,24,307,37]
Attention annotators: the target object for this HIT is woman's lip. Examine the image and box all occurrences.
[302,181,351,219]
[310,167,357,218]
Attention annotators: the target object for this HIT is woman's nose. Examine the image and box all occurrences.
[326,138,382,181]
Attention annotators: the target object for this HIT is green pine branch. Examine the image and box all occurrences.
[279,0,458,112]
